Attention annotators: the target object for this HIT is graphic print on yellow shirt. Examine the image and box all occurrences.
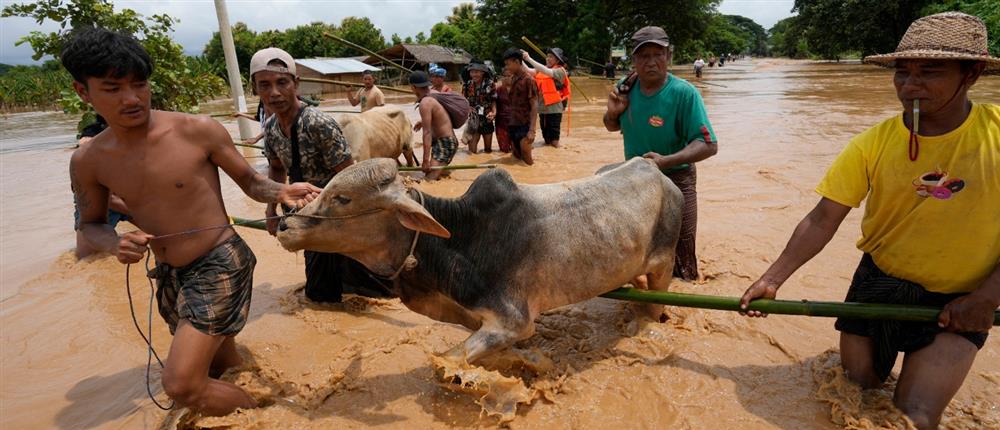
[815,103,1000,294]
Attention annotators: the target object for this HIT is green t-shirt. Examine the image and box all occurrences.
[619,73,717,173]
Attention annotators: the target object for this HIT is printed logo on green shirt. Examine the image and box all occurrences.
[913,169,965,200]
[648,115,664,127]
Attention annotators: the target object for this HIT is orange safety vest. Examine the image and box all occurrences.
[535,67,570,106]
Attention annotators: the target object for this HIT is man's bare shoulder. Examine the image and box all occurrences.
[155,111,230,146]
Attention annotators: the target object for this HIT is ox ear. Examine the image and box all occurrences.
[394,197,451,238]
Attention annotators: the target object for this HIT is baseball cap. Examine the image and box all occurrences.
[631,26,670,54]
[250,47,297,77]
[408,71,431,87]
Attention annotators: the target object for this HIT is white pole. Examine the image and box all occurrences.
[214,0,253,140]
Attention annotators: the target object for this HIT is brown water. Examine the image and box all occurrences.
[1,59,998,429]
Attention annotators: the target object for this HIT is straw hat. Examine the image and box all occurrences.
[864,12,1000,74]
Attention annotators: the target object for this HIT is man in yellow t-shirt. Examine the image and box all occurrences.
[347,70,385,112]
[740,13,999,430]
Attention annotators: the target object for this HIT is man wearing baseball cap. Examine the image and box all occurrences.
[252,47,388,303]
[742,13,999,428]
[604,26,718,281]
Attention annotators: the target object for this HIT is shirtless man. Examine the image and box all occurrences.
[410,71,458,180]
[64,27,319,416]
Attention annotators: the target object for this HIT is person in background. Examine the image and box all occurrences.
[429,64,452,93]
[74,114,131,259]
[347,70,384,112]
[521,47,569,148]
[460,60,496,153]
[502,48,539,165]
[494,68,514,153]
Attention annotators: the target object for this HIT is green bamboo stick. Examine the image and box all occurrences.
[398,164,497,172]
[323,32,413,73]
[600,288,1000,325]
[217,220,1000,325]
[233,142,264,150]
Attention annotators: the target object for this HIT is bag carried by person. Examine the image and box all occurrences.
[428,92,471,128]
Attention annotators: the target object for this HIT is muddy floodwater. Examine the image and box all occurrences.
[1,59,998,429]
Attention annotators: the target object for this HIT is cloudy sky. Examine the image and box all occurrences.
[0,0,795,65]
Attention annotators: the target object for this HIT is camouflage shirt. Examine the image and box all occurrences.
[264,105,351,187]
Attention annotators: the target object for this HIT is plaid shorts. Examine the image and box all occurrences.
[432,135,459,164]
[149,234,256,336]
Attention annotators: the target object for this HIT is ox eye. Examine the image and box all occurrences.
[335,195,351,204]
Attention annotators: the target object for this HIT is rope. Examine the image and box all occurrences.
[125,250,174,410]
[387,189,424,280]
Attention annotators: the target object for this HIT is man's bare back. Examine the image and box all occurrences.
[420,95,454,140]
[73,111,279,266]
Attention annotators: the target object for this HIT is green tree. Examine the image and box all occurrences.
[281,22,339,58]
[334,16,385,55]
[922,0,1000,56]
[2,0,225,114]
[414,31,427,43]
[390,33,404,46]
[768,16,810,58]
[202,22,259,75]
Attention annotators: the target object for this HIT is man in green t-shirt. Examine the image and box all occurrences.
[603,26,718,281]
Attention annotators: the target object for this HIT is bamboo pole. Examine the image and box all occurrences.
[323,32,413,73]
[398,164,497,172]
[577,57,606,68]
[229,216,267,230]
[520,36,592,103]
[298,76,414,94]
[600,288,1000,325]
[233,141,264,150]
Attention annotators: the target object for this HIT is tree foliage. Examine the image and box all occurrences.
[773,0,998,60]
[2,0,225,113]
[202,16,387,74]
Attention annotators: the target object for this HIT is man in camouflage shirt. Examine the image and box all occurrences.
[253,48,379,303]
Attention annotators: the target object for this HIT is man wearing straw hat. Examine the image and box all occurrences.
[741,12,1000,429]
[604,26,719,281]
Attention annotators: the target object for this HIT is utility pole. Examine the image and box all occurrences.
[214,0,253,140]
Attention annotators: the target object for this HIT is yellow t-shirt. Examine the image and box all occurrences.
[816,103,1000,294]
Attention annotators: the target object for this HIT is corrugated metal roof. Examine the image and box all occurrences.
[365,44,472,65]
[296,58,381,75]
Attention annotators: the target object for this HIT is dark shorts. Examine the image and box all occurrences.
[539,113,562,141]
[431,135,458,164]
[835,253,988,382]
[508,124,529,144]
[465,112,495,135]
[148,234,256,337]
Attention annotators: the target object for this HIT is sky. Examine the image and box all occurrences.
[0,0,796,65]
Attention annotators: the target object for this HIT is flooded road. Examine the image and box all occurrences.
[1,59,998,429]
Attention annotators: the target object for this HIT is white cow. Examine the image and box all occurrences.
[338,106,416,166]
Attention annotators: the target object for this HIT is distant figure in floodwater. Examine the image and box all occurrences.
[604,26,719,281]
[348,70,384,112]
[64,28,319,416]
[694,57,706,78]
[741,12,1000,430]
[605,59,616,78]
